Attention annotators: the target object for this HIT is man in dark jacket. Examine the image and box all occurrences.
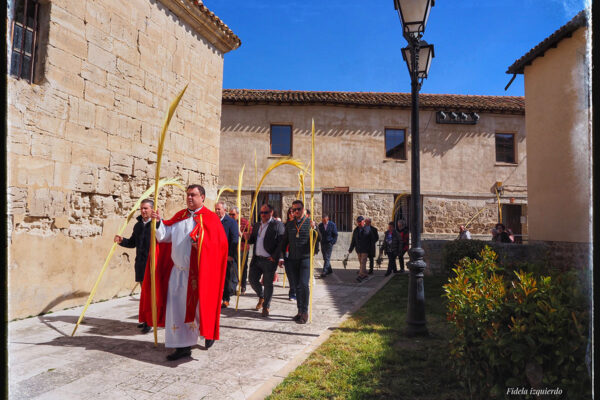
[215,201,239,308]
[318,213,338,277]
[247,204,285,317]
[382,221,402,276]
[114,198,157,333]
[277,200,317,324]
[348,216,373,282]
[365,218,379,274]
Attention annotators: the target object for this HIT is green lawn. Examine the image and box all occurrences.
[267,275,463,400]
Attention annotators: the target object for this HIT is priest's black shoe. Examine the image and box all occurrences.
[166,346,191,361]
[140,322,151,334]
[205,339,215,349]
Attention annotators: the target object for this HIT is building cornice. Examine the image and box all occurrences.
[158,0,241,53]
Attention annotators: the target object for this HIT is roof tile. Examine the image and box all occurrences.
[506,10,587,74]
[222,89,524,114]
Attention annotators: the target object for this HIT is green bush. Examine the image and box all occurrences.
[443,246,591,399]
[441,239,494,275]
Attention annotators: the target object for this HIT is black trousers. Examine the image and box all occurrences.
[287,257,310,313]
[399,250,407,271]
[222,258,238,302]
[240,252,249,290]
[249,257,277,309]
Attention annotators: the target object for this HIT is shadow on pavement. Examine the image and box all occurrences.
[38,315,147,337]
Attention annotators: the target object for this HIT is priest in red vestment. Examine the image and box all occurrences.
[139,184,228,360]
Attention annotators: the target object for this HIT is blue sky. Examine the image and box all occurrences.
[205,0,589,97]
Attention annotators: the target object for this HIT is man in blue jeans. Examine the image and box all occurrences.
[318,213,338,277]
[277,200,316,324]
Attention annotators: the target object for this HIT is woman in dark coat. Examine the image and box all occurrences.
[114,199,159,333]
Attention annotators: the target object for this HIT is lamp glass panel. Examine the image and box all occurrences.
[419,45,433,77]
[397,0,432,33]
[401,45,433,77]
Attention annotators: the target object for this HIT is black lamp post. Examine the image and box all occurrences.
[393,0,435,337]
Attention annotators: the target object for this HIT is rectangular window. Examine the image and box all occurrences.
[385,128,406,160]
[252,192,282,223]
[495,133,516,163]
[322,192,352,232]
[9,0,40,83]
[270,125,292,156]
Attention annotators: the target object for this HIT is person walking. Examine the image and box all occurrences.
[348,216,373,282]
[215,202,239,308]
[247,204,285,317]
[397,220,409,273]
[229,207,251,295]
[141,185,228,360]
[282,207,297,301]
[277,200,315,324]
[382,221,401,276]
[114,199,156,334]
[318,213,338,277]
[365,218,379,275]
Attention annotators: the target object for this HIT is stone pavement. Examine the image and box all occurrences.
[8,260,402,399]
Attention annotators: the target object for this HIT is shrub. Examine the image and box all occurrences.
[443,246,591,399]
[441,239,493,275]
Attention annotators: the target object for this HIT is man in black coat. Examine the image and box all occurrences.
[114,198,157,333]
[247,203,285,317]
[215,201,239,308]
[365,218,379,274]
[348,216,374,282]
[277,200,317,324]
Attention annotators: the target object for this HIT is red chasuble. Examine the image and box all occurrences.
[139,207,228,340]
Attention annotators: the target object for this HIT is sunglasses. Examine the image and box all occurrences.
[292,207,302,212]
[259,211,270,214]
[229,213,236,216]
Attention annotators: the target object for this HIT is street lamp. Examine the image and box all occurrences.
[394,0,435,337]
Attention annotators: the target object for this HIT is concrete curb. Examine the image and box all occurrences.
[247,273,394,400]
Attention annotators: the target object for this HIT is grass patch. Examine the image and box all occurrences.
[267,275,463,400]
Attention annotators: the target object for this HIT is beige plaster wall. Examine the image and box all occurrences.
[220,104,526,198]
[523,27,591,243]
[7,0,227,319]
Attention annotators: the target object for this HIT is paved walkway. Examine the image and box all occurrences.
[9,261,399,399]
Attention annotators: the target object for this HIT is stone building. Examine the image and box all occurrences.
[506,10,591,268]
[6,0,240,319]
[219,89,527,259]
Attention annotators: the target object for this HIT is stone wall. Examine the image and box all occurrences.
[422,239,591,277]
[353,193,394,233]
[532,240,592,270]
[7,0,237,319]
[423,197,500,235]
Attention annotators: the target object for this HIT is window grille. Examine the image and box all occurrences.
[9,0,39,83]
[322,192,352,232]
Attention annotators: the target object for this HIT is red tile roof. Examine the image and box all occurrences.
[222,89,524,114]
[507,10,587,74]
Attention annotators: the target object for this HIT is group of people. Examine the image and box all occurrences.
[348,216,409,281]
[115,186,329,360]
[114,185,419,361]
[457,223,515,243]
